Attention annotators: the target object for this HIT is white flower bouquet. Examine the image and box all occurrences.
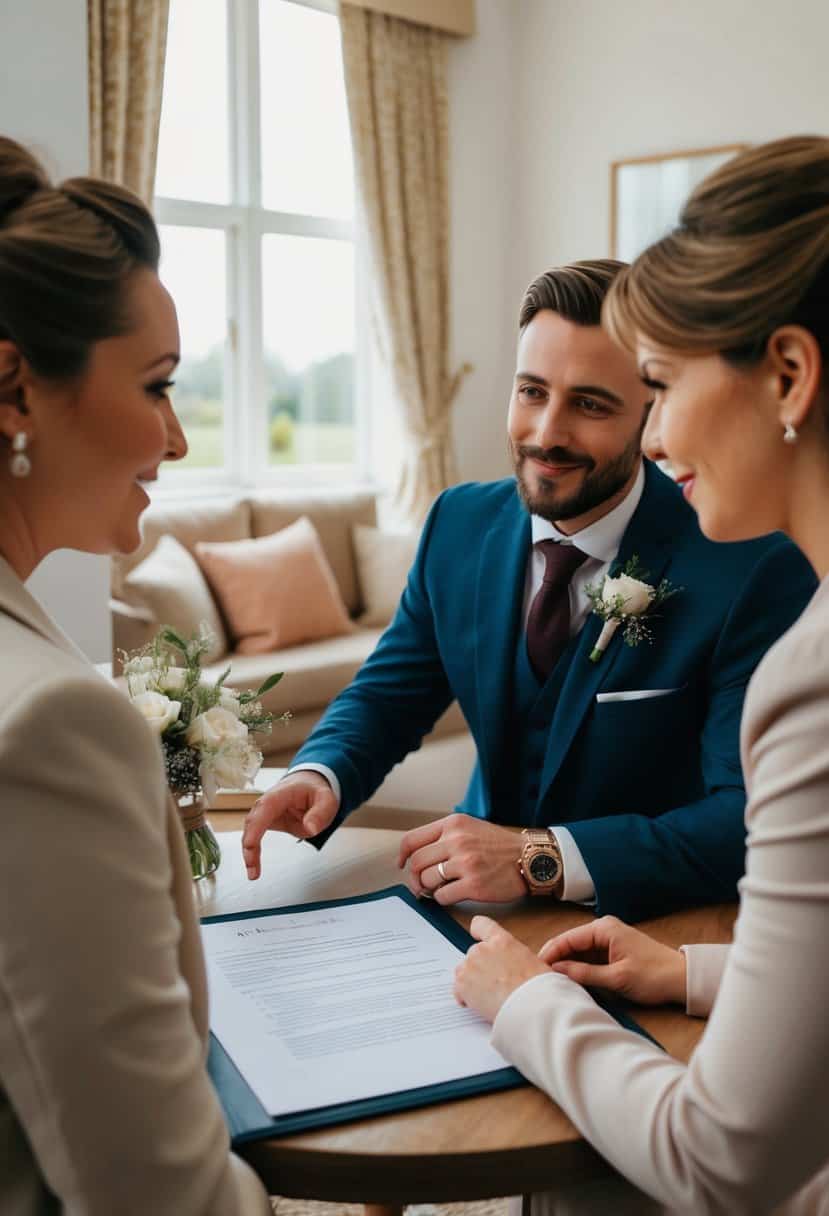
[122,625,290,879]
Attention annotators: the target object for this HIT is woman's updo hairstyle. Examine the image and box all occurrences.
[603,136,829,369]
[0,136,160,380]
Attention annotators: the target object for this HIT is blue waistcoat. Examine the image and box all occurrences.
[510,628,577,827]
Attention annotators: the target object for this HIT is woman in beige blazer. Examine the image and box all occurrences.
[455,136,829,1215]
[0,138,270,1215]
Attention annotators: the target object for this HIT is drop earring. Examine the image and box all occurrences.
[9,431,31,478]
[783,422,798,445]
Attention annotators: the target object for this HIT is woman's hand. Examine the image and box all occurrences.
[538,915,687,1007]
[454,915,551,1024]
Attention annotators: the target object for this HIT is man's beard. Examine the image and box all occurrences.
[511,431,642,524]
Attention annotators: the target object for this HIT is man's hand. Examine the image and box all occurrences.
[538,915,687,1007]
[398,813,526,904]
[454,915,550,1023]
[242,772,338,880]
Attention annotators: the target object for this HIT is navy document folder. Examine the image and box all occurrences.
[203,884,659,1145]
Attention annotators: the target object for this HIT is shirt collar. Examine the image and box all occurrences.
[530,459,645,563]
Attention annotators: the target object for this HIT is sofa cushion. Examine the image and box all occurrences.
[262,700,470,773]
[122,534,228,661]
[249,489,376,616]
[353,523,418,627]
[201,627,385,751]
[113,497,251,600]
[195,516,355,655]
[349,726,478,826]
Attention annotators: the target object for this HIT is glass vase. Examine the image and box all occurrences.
[174,791,222,880]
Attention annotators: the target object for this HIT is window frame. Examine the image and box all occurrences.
[153,0,370,493]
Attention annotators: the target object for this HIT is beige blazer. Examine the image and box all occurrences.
[492,576,829,1216]
[0,558,270,1215]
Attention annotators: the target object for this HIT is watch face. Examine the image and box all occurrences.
[529,852,559,883]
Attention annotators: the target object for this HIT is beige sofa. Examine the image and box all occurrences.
[111,487,475,822]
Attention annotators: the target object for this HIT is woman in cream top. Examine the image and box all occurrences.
[455,136,829,1215]
[0,138,270,1215]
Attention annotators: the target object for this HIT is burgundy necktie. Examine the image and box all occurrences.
[526,541,588,682]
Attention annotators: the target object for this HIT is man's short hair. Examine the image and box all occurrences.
[519,259,626,329]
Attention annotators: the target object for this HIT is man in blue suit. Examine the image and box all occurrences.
[244,261,815,921]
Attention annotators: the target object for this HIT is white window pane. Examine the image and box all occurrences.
[259,1,354,220]
[156,0,229,204]
[159,226,227,470]
[262,234,355,466]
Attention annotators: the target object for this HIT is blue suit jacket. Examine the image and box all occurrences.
[296,461,816,920]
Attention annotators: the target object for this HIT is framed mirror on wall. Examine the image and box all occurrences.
[610,144,746,262]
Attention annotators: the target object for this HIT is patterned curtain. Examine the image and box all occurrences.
[88,0,170,203]
[339,2,470,524]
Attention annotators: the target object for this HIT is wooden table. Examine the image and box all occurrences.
[199,814,736,1207]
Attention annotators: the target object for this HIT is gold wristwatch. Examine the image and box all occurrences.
[518,828,564,898]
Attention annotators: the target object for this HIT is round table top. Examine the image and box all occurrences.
[200,815,736,1204]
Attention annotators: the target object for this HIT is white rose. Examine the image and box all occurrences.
[124,654,155,676]
[131,690,181,735]
[201,738,262,794]
[126,671,153,696]
[157,666,189,693]
[125,655,164,696]
[185,705,248,750]
[218,687,242,717]
[199,739,262,804]
[601,573,653,615]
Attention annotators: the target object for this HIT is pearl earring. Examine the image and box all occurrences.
[9,431,31,478]
[783,422,798,445]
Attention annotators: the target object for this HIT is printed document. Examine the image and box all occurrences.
[201,892,510,1116]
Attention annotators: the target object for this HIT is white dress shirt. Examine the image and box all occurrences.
[292,464,646,904]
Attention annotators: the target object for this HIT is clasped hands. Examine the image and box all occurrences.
[454,914,688,1025]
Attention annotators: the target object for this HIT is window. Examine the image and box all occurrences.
[154,0,364,486]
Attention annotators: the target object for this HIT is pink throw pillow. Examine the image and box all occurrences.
[195,516,354,654]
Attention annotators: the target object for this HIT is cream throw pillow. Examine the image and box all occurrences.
[353,523,419,627]
[123,534,228,661]
[195,516,354,655]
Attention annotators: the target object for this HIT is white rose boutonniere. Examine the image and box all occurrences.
[585,555,680,663]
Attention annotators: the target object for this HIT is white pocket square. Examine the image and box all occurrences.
[596,687,684,703]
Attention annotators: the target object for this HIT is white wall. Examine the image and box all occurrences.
[0,0,112,661]
[0,0,89,180]
[512,0,829,298]
[446,0,519,484]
